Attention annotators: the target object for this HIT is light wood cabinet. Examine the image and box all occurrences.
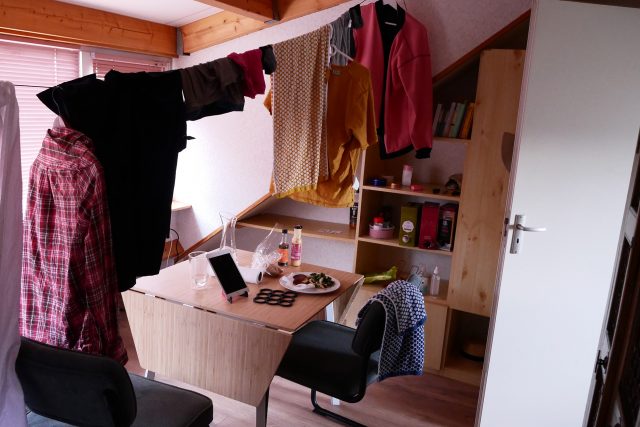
[447,49,525,317]
[351,49,525,385]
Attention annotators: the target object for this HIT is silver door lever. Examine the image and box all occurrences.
[515,223,547,232]
[510,214,546,254]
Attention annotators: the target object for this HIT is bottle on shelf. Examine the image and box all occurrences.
[349,189,359,229]
[291,225,303,267]
[278,229,289,267]
[429,266,441,296]
[402,164,413,187]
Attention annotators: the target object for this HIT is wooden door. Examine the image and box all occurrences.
[586,131,640,427]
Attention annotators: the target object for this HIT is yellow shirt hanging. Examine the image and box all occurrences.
[290,61,377,208]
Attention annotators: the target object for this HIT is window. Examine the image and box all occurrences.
[0,38,172,205]
[92,52,169,79]
[0,38,80,204]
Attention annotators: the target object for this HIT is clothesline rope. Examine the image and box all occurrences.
[14,84,49,89]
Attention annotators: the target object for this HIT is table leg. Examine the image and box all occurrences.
[325,302,335,323]
[324,304,341,407]
[256,387,269,427]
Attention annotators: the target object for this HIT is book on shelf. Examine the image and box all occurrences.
[439,102,457,137]
[432,103,443,136]
[459,102,475,139]
[433,101,477,138]
[435,103,447,137]
[449,102,467,138]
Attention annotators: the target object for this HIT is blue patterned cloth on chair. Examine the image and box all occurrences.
[357,280,426,380]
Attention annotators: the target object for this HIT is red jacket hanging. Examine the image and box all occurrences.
[354,2,433,158]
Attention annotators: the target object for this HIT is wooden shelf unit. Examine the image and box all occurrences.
[237,213,356,243]
[432,136,470,145]
[357,235,454,256]
[361,184,460,203]
[351,44,526,386]
[438,354,484,386]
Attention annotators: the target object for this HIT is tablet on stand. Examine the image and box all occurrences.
[206,249,249,303]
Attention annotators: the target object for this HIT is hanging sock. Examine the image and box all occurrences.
[259,45,277,74]
[228,49,267,98]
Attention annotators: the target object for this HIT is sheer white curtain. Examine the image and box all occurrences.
[0,81,26,427]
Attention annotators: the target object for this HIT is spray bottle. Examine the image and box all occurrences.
[429,266,441,296]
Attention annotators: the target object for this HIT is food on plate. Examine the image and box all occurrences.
[309,273,334,289]
[290,272,335,289]
[293,274,309,284]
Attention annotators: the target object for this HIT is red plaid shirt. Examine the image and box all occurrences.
[20,127,127,364]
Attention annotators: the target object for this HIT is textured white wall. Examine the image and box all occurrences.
[172,0,531,251]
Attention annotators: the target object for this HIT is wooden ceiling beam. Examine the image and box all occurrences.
[180,10,268,53]
[180,0,351,54]
[0,0,177,57]
[195,0,277,22]
[277,0,349,21]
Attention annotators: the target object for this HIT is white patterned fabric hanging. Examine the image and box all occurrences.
[271,26,330,198]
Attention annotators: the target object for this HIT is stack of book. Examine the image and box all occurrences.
[432,101,475,139]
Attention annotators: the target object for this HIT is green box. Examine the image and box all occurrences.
[399,204,420,247]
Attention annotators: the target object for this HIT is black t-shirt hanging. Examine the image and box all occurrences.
[37,71,187,291]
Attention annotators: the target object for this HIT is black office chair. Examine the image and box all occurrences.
[16,337,213,427]
[275,301,386,427]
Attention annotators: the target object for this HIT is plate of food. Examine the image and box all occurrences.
[279,272,341,294]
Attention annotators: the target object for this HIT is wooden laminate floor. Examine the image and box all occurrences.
[119,309,479,427]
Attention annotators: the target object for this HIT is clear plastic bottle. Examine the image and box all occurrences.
[429,266,441,296]
[402,164,413,187]
[278,229,289,267]
[291,225,303,267]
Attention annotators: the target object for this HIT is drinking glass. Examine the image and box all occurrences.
[189,251,208,289]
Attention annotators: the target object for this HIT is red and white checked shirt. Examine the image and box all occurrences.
[20,127,127,364]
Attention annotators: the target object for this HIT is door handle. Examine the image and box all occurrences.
[509,214,546,254]
[515,223,547,232]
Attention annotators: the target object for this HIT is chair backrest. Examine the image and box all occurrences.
[351,301,385,357]
[16,337,137,427]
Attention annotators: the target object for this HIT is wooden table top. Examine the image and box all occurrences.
[130,250,363,333]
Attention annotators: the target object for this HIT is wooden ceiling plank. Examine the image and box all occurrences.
[181,0,350,53]
[180,10,268,53]
[0,0,177,57]
[195,0,276,22]
[277,0,349,20]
